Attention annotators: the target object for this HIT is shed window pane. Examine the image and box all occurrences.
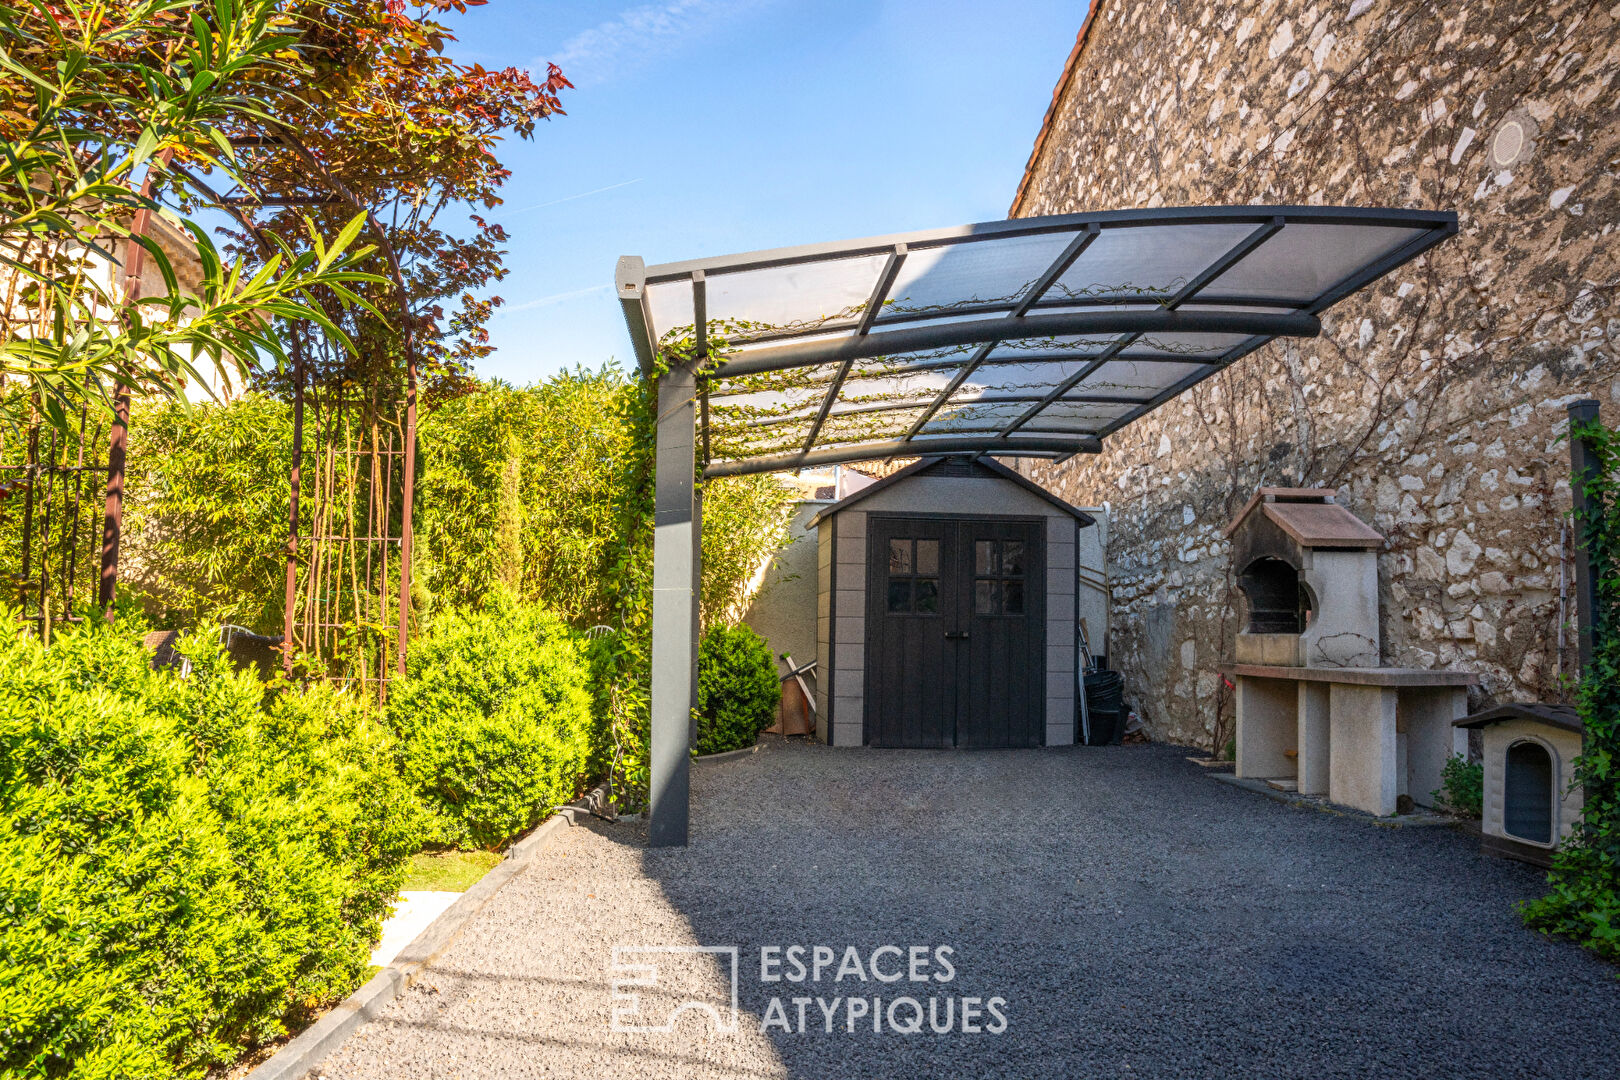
[887,580,912,613]
[889,539,912,574]
[915,539,939,575]
[976,541,996,575]
[1003,541,1025,575]
[915,579,939,613]
[1504,741,1554,844]
[1004,581,1024,615]
[975,580,1000,615]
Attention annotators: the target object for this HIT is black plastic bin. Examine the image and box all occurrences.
[1082,670,1125,746]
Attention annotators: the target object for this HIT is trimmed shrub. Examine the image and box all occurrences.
[0,622,418,1078]
[388,593,598,849]
[695,625,781,756]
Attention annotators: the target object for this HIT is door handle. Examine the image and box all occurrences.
[945,630,969,640]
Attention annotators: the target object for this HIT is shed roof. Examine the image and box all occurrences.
[807,456,1094,528]
[1454,703,1583,734]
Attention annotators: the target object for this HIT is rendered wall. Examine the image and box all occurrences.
[1015,0,1619,747]
[742,501,828,721]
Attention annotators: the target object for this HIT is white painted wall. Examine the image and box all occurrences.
[742,500,828,686]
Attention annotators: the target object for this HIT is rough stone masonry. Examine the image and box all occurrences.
[1013,0,1619,749]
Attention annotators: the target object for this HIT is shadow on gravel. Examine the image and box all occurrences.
[627,738,1620,1080]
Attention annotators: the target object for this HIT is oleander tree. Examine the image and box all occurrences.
[0,0,386,432]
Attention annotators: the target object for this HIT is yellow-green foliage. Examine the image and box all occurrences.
[123,394,294,634]
[402,849,502,892]
[0,622,419,1078]
[387,593,599,850]
[415,371,638,624]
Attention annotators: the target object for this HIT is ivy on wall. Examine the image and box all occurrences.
[1523,417,1620,961]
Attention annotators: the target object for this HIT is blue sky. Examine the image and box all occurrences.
[434,0,1085,383]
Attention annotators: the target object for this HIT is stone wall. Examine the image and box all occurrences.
[1014,0,1619,749]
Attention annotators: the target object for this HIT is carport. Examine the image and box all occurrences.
[614,205,1457,846]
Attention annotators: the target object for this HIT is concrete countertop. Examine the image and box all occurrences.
[1219,663,1480,687]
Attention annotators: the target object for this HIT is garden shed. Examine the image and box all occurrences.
[806,456,1094,749]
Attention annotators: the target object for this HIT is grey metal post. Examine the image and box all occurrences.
[650,360,698,846]
[692,484,703,747]
[1568,399,1602,674]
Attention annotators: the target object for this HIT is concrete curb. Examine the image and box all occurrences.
[245,783,612,1080]
[1208,772,1460,828]
[694,742,761,763]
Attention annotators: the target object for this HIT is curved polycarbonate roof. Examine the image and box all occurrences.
[616,206,1456,478]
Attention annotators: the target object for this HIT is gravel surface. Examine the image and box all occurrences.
[319,739,1620,1079]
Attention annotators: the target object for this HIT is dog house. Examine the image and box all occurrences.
[1454,704,1585,865]
[1221,488,1477,816]
[805,456,1094,749]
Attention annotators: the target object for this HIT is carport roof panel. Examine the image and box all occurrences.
[616,206,1457,478]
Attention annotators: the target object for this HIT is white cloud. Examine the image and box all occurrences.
[544,0,769,85]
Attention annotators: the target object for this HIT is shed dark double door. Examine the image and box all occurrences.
[865,516,1044,748]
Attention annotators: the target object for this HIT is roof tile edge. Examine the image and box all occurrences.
[1010,1,1108,220]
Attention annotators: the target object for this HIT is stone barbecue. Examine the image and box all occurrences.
[1222,489,1477,816]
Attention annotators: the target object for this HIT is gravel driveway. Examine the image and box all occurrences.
[319,739,1620,1079]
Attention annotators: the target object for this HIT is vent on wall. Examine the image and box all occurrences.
[927,458,977,477]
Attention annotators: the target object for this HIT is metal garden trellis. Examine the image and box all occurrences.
[212,127,424,692]
[618,204,1459,847]
[3,128,426,692]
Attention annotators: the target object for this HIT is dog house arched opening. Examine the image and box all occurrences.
[1503,740,1555,845]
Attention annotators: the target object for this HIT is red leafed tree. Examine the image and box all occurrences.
[224,0,573,396]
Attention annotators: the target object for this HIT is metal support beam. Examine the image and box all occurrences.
[998,334,1139,436]
[1097,333,1273,438]
[704,349,1208,399]
[735,391,1155,431]
[993,220,1281,441]
[714,309,1319,379]
[1163,217,1282,310]
[616,256,658,376]
[650,361,698,847]
[693,272,709,464]
[1569,399,1602,674]
[703,434,1100,478]
[1012,223,1101,317]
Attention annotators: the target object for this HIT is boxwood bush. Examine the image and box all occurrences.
[0,622,419,1078]
[695,624,781,755]
[387,593,599,850]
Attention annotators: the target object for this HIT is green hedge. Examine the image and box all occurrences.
[695,624,781,756]
[0,623,419,1079]
[387,593,600,850]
